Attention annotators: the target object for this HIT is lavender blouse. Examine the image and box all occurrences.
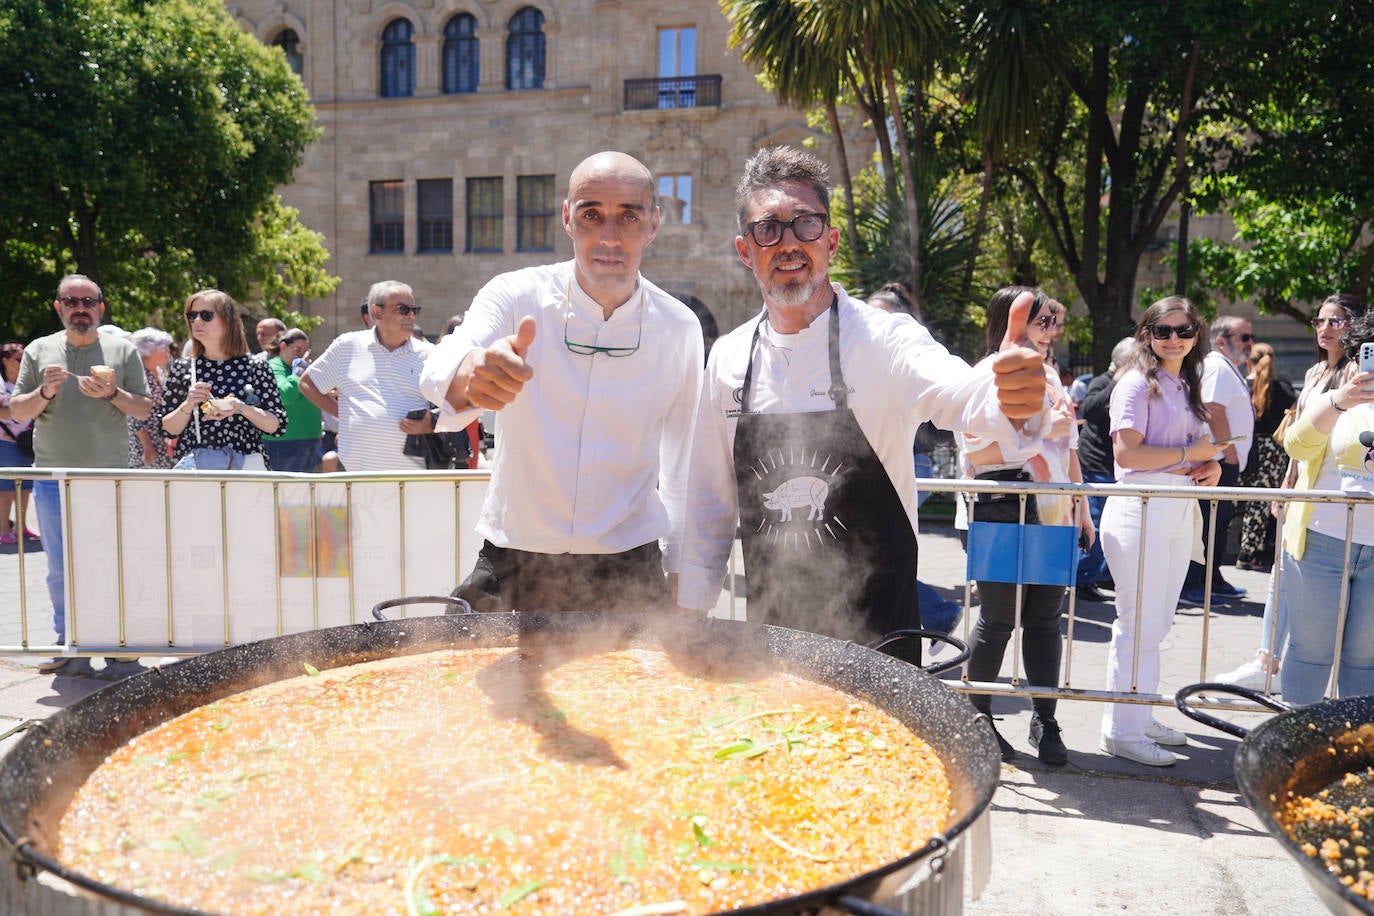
[1109,367,1211,483]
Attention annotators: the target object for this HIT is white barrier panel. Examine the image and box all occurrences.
[63,475,489,652]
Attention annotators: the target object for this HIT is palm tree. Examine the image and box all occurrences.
[808,0,950,296]
[721,0,861,259]
[960,0,1060,300]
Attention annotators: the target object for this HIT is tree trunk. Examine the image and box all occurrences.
[886,70,921,297]
[824,100,861,261]
[963,143,994,303]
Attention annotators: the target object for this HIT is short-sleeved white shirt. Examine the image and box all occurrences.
[303,329,434,472]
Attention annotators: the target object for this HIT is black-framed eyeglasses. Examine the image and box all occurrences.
[743,212,829,247]
[563,278,644,358]
[1149,323,1198,340]
[389,303,421,316]
[1225,332,1255,343]
[1313,316,1347,330]
[1033,314,1061,332]
[185,310,217,323]
[58,295,100,308]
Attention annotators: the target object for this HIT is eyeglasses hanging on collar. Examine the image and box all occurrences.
[563,273,644,358]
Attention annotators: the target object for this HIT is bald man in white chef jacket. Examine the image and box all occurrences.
[420,151,703,613]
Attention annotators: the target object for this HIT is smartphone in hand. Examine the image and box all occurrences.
[1361,342,1374,376]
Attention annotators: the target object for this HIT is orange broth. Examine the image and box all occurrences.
[58,647,951,915]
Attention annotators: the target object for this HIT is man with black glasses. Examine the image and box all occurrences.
[1180,314,1257,604]
[10,274,151,675]
[678,146,1048,660]
[299,280,436,472]
[420,151,703,613]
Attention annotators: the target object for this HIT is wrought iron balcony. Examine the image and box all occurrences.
[624,75,721,111]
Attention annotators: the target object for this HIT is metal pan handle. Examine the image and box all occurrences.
[371,595,473,622]
[834,895,909,915]
[868,629,970,676]
[1174,682,1293,739]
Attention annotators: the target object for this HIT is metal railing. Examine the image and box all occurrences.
[623,75,721,110]
[0,467,1355,714]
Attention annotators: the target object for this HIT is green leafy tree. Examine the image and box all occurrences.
[721,0,950,295]
[722,0,862,259]
[0,0,336,339]
[1184,3,1374,315]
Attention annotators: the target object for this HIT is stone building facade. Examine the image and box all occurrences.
[225,0,845,345]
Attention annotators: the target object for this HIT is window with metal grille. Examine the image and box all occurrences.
[380,19,415,98]
[442,14,479,94]
[466,177,504,253]
[369,180,405,254]
[417,179,453,253]
[506,7,545,90]
[517,175,556,252]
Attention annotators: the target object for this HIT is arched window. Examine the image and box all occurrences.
[272,29,303,76]
[442,14,479,94]
[506,7,545,90]
[380,18,415,98]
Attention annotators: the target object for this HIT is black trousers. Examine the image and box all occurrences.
[966,476,1065,720]
[455,540,672,613]
[1184,460,1240,588]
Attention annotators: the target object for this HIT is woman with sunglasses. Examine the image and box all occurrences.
[959,287,1091,765]
[160,290,285,469]
[1279,298,1374,704]
[1219,294,1367,690]
[1099,297,1221,766]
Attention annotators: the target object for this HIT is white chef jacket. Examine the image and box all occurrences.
[677,286,1045,610]
[419,261,703,566]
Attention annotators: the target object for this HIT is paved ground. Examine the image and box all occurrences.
[0,518,1330,914]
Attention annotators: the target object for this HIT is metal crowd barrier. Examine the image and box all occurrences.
[0,467,1361,714]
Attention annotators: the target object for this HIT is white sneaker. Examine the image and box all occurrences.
[1144,720,1188,746]
[1215,657,1274,691]
[1100,736,1177,767]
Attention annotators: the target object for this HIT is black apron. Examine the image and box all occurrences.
[733,296,920,660]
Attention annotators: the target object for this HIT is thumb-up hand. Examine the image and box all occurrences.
[991,291,1048,421]
[457,316,537,410]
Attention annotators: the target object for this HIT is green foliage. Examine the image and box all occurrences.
[0,0,336,341]
[1181,188,1370,321]
[833,161,988,357]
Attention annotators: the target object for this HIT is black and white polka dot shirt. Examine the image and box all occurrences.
[160,356,288,463]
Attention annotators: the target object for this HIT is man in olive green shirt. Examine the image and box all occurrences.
[10,274,151,672]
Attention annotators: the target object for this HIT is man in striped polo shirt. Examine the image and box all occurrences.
[299,280,436,471]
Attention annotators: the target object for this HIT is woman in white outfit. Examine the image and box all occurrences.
[1100,297,1222,766]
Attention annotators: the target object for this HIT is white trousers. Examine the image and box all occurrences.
[1099,476,1199,742]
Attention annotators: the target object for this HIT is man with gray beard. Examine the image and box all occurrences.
[10,274,151,675]
[678,146,1048,661]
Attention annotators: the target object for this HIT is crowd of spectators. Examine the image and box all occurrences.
[0,147,1367,743]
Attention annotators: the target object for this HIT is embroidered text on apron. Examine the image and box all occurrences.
[733,296,920,658]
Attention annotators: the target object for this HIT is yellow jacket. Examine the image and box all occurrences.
[1281,408,1329,562]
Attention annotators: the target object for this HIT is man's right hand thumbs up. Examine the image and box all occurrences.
[455,317,537,410]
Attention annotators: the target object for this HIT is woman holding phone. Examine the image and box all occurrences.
[1280,301,1374,704]
[1221,294,1366,690]
[1099,297,1221,766]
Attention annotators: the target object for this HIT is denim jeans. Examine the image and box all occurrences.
[32,479,64,642]
[264,439,319,473]
[1077,470,1113,587]
[1281,530,1374,705]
